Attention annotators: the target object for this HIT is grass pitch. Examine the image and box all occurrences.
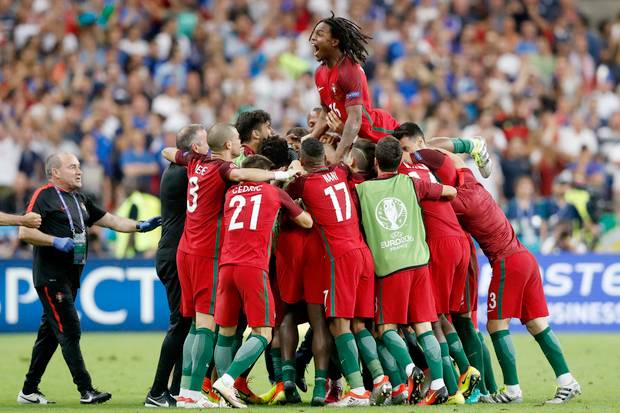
[0,331,617,412]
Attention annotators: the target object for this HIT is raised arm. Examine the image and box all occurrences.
[0,211,41,228]
[334,104,362,163]
[228,168,298,183]
[161,147,180,163]
[94,213,161,233]
[301,108,329,142]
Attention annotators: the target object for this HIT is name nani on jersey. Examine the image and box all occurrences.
[322,171,339,183]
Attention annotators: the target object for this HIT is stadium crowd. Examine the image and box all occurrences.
[1,0,620,258]
[4,0,593,409]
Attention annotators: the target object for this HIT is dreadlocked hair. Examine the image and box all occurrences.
[312,12,372,64]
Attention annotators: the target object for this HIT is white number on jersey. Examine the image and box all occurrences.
[324,182,352,222]
[488,292,497,310]
[228,194,262,231]
[407,165,439,183]
[187,176,199,213]
[328,102,342,118]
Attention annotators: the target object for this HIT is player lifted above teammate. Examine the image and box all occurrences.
[305,13,400,161]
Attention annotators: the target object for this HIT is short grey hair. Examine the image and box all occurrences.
[176,124,206,151]
[45,153,63,179]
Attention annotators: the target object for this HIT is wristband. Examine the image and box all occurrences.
[274,171,289,181]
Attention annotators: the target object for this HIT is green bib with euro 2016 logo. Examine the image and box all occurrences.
[356,173,429,277]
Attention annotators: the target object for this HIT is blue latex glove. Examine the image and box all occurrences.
[137,216,162,233]
[52,237,75,252]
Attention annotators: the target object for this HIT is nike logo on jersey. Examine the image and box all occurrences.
[318,87,324,92]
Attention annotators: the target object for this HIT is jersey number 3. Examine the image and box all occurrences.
[187,176,199,213]
[229,194,262,231]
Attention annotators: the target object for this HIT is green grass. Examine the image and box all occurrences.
[0,331,617,412]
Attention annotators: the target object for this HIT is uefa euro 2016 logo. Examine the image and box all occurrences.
[375,197,407,231]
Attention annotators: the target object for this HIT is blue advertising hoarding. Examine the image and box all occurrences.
[1,254,619,332]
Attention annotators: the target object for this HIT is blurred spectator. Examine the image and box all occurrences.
[556,115,598,162]
[120,129,159,193]
[500,137,532,200]
[505,176,551,252]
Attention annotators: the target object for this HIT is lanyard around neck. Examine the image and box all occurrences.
[54,186,85,235]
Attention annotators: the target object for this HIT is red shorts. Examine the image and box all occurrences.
[215,264,275,328]
[359,108,400,142]
[277,227,327,305]
[471,309,478,330]
[375,266,437,325]
[456,235,479,314]
[428,236,470,315]
[177,250,218,317]
[325,247,374,319]
[487,251,549,323]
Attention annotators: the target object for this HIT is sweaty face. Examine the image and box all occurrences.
[310,22,335,62]
[56,154,82,190]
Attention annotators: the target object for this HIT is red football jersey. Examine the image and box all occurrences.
[175,151,235,257]
[451,169,525,262]
[411,149,458,187]
[315,56,400,142]
[287,164,365,258]
[220,182,303,271]
[398,160,465,240]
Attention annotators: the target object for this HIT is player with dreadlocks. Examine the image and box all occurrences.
[305,12,400,162]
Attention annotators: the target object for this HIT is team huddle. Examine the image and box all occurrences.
[147,14,581,409]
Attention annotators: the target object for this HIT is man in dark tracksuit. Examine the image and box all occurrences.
[144,125,206,407]
[18,152,161,405]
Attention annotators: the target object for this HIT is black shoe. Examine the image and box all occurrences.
[80,388,112,404]
[144,390,176,408]
[408,366,425,404]
[295,359,308,393]
[284,381,302,404]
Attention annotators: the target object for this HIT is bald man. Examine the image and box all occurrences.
[18,152,161,405]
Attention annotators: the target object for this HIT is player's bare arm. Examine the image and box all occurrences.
[334,104,362,162]
[18,227,55,246]
[302,108,328,142]
[95,212,161,233]
[427,136,492,178]
[441,185,457,200]
[161,147,179,163]
[228,168,299,183]
[0,211,41,228]
[291,210,313,229]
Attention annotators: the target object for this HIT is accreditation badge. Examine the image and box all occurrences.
[73,232,87,265]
